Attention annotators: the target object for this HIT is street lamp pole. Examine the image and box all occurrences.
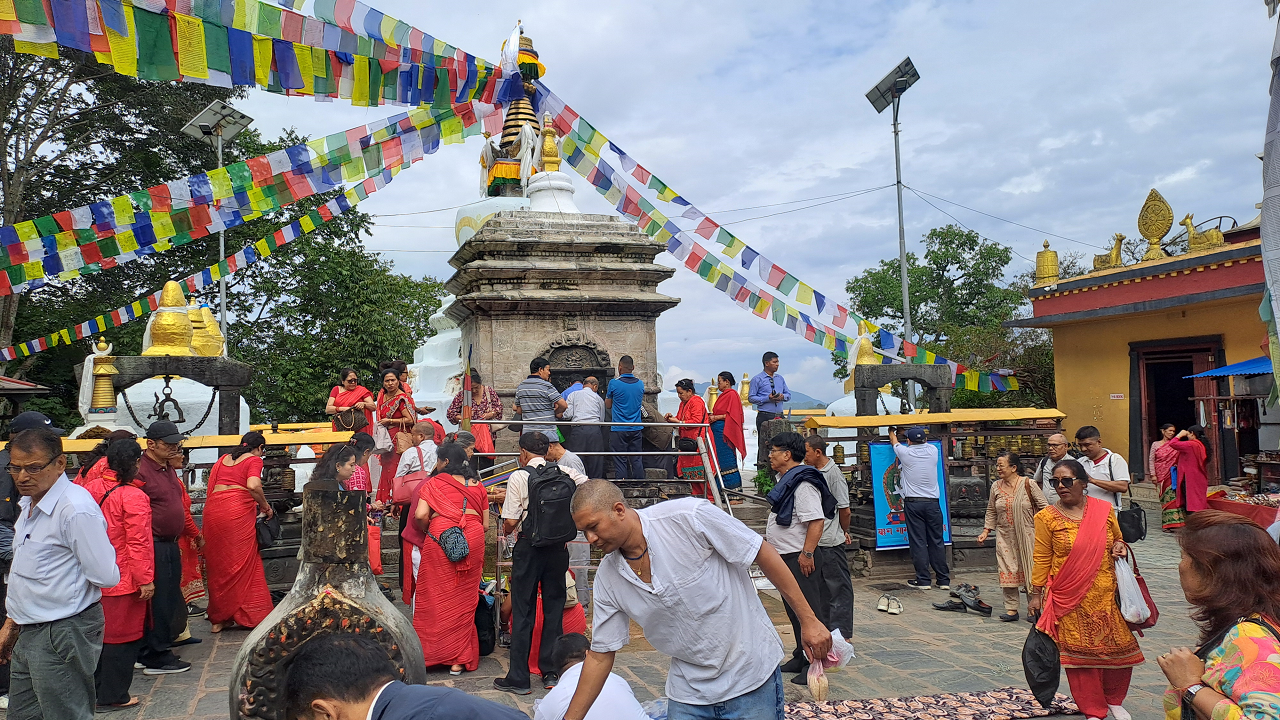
[216,127,227,331]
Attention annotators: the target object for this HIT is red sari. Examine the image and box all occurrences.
[202,455,273,628]
[1167,437,1210,512]
[330,384,374,434]
[376,389,413,504]
[412,473,487,671]
[676,395,714,499]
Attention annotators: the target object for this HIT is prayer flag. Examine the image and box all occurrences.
[134,7,179,82]
[174,13,209,79]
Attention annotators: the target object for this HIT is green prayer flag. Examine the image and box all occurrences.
[194,0,222,23]
[171,209,193,233]
[772,301,785,325]
[74,229,96,245]
[576,119,596,144]
[13,0,48,25]
[362,144,383,172]
[98,237,120,258]
[432,67,450,109]
[226,162,253,190]
[644,219,661,236]
[697,259,714,279]
[172,232,194,247]
[204,21,231,74]
[256,3,281,38]
[33,216,59,236]
[714,228,733,247]
[356,35,372,58]
[134,8,180,82]
[979,373,992,393]
[217,260,230,277]
[777,273,799,296]
[367,57,382,107]
[128,191,152,213]
[647,176,668,194]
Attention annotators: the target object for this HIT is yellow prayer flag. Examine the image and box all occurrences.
[649,209,669,226]
[707,267,721,285]
[243,0,260,34]
[432,38,445,56]
[54,231,76,251]
[253,35,272,87]
[111,196,134,226]
[14,41,59,59]
[0,0,16,21]
[655,228,672,244]
[352,56,370,106]
[312,45,327,89]
[116,230,138,253]
[152,238,171,252]
[409,108,435,129]
[233,0,248,30]
[340,156,365,182]
[380,15,398,48]
[150,211,176,239]
[344,188,360,206]
[209,263,221,281]
[723,238,746,258]
[105,3,137,77]
[14,221,37,243]
[174,14,208,79]
[295,44,313,95]
[21,261,43,280]
[299,214,315,233]
[824,334,837,351]
[796,282,814,305]
[207,167,233,200]
[254,239,271,257]
[441,116,463,144]
[657,187,678,202]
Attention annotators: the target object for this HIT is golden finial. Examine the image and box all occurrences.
[141,281,195,356]
[739,372,751,406]
[1035,240,1059,285]
[854,320,879,366]
[1139,189,1173,261]
[95,336,109,353]
[540,112,561,173]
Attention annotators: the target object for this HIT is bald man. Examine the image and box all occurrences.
[1030,433,1070,504]
[563,481,831,720]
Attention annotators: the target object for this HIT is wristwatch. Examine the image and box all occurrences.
[1183,684,1205,705]
[802,551,814,559]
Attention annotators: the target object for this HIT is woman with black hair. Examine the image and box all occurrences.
[1168,424,1212,517]
[411,442,488,675]
[664,378,713,498]
[311,443,359,489]
[326,368,375,434]
[75,429,137,488]
[94,441,152,709]
[203,431,274,632]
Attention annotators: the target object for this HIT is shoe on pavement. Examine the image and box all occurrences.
[906,579,931,590]
[789,670,810,685]
[886,596,904,615]
[936,584,951,590]
[779,656,807,673]
[876,593,890,612]
[186,603,206,618]
[133,663,144,670]
[142,661,191,675]
[492,678,531,695]
[542,672,559,689]
[1108,705,1131,720]
[0,694,8,710]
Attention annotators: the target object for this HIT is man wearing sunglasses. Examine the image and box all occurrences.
[0,426,119,719]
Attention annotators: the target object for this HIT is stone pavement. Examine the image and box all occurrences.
[7,509,1193,719]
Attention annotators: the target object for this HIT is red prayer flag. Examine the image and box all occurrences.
[6,245,27,266]
[317,203,334,221]
[80,243,103,265]
[832,305,849,329]
[383,136,403,168]
[101,256,118,269]
[694,217,718,239]
[0,271,11,296]
[110,309,123,325]
[767,265,787,289]
[805,324,816,342]
[903,342,918,357]
[148,185,172,213]
[684,243,707,272]
[334,0,355,31]
[53,211,73,232]
[553,106,579,137]
[246,156,273,184]
[632,165,652,184]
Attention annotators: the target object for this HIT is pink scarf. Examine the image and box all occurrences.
[1035,496,1111,642]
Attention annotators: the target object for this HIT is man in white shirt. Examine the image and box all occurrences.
[563,480,831,720]
[0,428,119,719]
[533,633,648,720]
[394,422,438,478]
[1030,433,1070,505]
[891,426,951,590]
[1074,425,1130,509]
[562,377,606,478]
[494,433,589,696]
[805,435,853,640]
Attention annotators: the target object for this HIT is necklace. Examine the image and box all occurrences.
[622,545,649,562]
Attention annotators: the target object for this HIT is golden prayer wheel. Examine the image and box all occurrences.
[1035,240,1059,285]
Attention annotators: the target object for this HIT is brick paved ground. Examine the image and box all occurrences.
[6,505,1193,719]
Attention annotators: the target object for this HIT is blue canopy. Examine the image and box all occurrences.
[1185,356,1273,378]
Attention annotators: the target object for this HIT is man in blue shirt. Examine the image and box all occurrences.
[605,356,645,480]
[748,351,791,479]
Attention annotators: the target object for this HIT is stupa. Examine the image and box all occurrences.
[446,27,678,425]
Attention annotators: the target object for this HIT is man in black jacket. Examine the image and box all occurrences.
[0,412,63,709]
[286,634,527,720]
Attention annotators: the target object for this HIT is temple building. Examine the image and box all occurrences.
[1009,188,1268,483]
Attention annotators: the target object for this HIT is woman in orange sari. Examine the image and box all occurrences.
[412,442,488,675]
[326,367,376,434]
[202,431,275,632]
[375,369,416,504]
[665,378,716,499]
[1029,458,1143,720]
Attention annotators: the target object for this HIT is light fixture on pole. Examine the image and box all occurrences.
[181,100,254,336]
[867,57,920,407]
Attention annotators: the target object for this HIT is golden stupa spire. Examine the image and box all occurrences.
[142,281,194,356]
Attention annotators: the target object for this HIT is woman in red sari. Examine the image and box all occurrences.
[710,371,746,496]
[412,442,488,675]
[327,367,376,434]
[665,378,715,499]
[1168,425,1211,516]
[202,431,275,632]
[1151,430,1185,532]
[94,441,154,710]
[375,369,416,504]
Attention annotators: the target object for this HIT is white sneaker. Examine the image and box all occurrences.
[1109,705,1131,720]
[0,694,9,709]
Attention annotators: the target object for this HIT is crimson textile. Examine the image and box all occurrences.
[202,455,273,628]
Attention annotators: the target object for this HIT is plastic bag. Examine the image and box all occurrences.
[642,698,668,720]
[1115,555,1151,625]
[827,628,855,669]
[1022,626,1060,709]
[807,661,829,701]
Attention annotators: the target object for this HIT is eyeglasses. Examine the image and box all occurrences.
[6,455,62,477]
[768,448,789,456]
[1048,477,1081,489]
[344,378,358,384]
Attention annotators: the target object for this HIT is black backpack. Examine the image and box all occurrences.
[525,462,577,548]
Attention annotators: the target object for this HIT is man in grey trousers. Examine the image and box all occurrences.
[0,427,119,719]
[805,435,853,639]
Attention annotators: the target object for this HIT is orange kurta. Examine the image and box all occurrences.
[1032,505,1144,669]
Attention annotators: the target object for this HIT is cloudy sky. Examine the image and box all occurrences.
[239,1,1276,404]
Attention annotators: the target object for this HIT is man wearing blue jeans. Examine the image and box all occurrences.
[605,356,645,480]
[564,480,831,720]
[890,427,950,590]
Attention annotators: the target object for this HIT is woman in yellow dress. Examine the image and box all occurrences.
[1028,458,1144,720]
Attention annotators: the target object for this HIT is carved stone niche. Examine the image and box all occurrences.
[229,489,425,720]
[539,332,613,393]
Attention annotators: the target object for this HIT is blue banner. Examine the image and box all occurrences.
[868,440,951,550]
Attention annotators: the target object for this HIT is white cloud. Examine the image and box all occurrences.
[1154,160,1212,185]
[1000,170,1047,195]
[1127,108,1175,133]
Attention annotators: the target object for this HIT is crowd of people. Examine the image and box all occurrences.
[1,346,1278,720]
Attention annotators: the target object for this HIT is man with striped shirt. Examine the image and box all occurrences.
[514,358,567,442]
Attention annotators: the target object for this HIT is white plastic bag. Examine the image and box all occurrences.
[828,628,855,669]
[1115,555,1150,624]
[372,420,392,453]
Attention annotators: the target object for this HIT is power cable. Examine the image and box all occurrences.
[904,186,1103,251]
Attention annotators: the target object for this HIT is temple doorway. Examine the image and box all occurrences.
[1135,339,1223,482]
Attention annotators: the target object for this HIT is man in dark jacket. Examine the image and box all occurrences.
[763,431,835,683]
[286,634,528,719]
[0,412,62,709]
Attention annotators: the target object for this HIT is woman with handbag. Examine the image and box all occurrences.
[664,378,714,499]
[976,451,1048,622]
[327,368,376,434]
[411,442,488,676]
[1029,459,1144,720]
[375,369,416,504]
[1158,510,1280,720]
[1167,425,1211,517]
[202,431,275,633]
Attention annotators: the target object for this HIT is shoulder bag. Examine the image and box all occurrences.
[425,496,471,563]
[392,447,431,506]
[334,407,368,433]
[1106,454,1146,542]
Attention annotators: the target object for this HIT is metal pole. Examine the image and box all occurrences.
[216,128,227,335]
[892,93,916,408]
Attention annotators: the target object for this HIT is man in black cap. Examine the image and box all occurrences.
[0,412,63,708]
[135,420,202,674]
